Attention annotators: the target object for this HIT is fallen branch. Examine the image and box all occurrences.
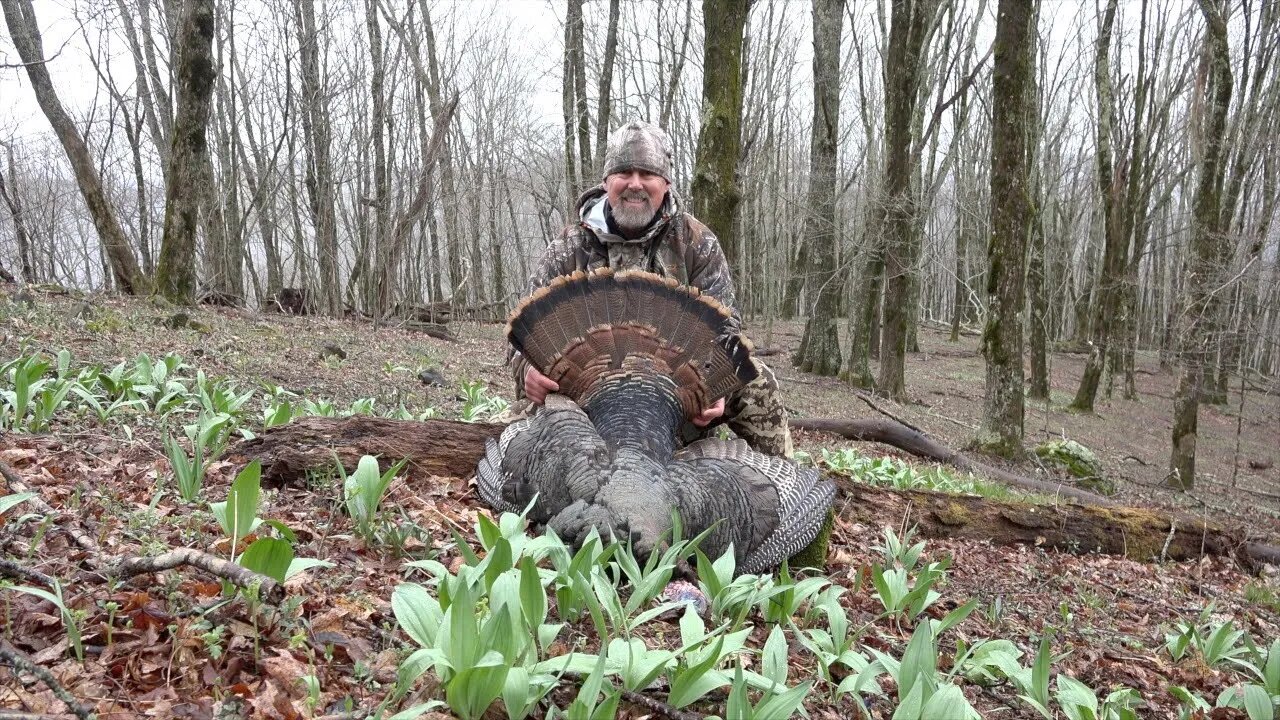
[790,417,1112,506]
[0,457,99,554]
[0,558,54,587]
[104,549,284,604]
[0,643,94,720]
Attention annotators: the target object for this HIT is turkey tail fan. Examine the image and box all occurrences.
[507,269,757,414]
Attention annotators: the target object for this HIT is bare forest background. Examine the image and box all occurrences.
[0,0,1277,486]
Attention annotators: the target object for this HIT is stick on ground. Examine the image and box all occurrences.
[0,643,94,720]
[105,548,284,604]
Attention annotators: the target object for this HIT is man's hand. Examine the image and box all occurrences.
[690,397,725,427]
[524,365,560,404]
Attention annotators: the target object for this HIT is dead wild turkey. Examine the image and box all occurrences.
[476,269,836,574]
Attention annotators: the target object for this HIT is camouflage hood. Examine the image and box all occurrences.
[576,185,680,247]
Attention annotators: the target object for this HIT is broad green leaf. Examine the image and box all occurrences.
[755,680,814,719]
[392,583,443,648]
[891,680,924,720]
[223,461,261,543]
[238,537,294,582]
[897,621,937,703]
[386,700,447,720]
[1243,684,1274,720]
[445,650,510,720]
[1056,673,1099,716]
[762,624,789,689]
[0,492,36,516]
[285,557,333,580]
[921,683,976,719]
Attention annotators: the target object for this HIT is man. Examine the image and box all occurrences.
[510,120,793,458]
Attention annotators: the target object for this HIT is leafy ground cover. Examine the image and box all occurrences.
[2,285,1279,719]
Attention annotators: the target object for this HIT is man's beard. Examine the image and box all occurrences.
[612,192,658,234]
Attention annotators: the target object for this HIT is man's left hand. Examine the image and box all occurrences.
[691,398,725,427]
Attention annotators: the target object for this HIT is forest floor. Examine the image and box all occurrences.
[2,283,1279,719]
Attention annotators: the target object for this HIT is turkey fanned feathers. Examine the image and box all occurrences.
[508,269,757,417]
[481,269,837,575]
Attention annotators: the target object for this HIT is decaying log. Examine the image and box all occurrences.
[835,481,1252,567]
[230,415,1280,568]
[791,417,1112,505]
[403,320,458,342]
[232,416,503,485]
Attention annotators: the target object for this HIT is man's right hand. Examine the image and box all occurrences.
[524,365,560,404]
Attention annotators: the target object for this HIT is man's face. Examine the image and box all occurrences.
[605,169,670,235]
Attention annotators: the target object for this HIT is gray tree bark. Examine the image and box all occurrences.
[793,0,845,377]
[154,0,218,305]
[691,0,749,267]
[1,0,147,294]
[1170,0,1233,490]
[976,0,1037,458]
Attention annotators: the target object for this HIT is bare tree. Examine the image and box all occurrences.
[690,0,749,266]
[793,0,845,376]
[877,0,938,399]
[0,143,35,282]
[154,0,217,305]
[976,0,1037,457]
[293,0,340,315]
[1,0,147,293]
[1170,0,1233,489]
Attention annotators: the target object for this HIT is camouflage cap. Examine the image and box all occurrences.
[601,120,674,182]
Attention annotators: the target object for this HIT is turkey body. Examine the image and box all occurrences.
[476,270,835,575]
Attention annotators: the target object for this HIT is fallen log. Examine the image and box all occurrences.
[231,415,503,485]
[229,415,1280,568]
[835,480,1253,568]
[403,320,458,342]
[790,417,1111,505]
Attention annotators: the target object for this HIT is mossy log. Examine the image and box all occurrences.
[230,415,1280,568]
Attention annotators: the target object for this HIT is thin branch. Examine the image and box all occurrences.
[0,644,94,720]
[0,558,55,587]
[104,549,284,603]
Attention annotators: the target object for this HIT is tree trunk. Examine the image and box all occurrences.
[877,0,935,399]
[691,0,749,267]
[976,0,1037,457]
[154,0,217,305]
[1,0,147,294]
[1170,0,1233,490]
[366,0,391,319]
[561,0,580,206]
[0,145,35,282]
[1070,0,1125,412]
[569,0,592,181]
[294,0,341,315]
[593,0,622,166]
[793,0,845,377]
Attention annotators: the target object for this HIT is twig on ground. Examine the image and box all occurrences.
[618,688,704,720]
[0,457,99,555]
[563,672,703,720]
[853,390,927,435]
[104,549,284,603]
[0,558,55,587]
[0,644,95,720]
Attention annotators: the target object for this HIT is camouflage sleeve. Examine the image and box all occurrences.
[686,223,741,332]
[510,229,591,398]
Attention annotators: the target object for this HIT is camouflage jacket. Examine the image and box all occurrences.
[511,185,739,398]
